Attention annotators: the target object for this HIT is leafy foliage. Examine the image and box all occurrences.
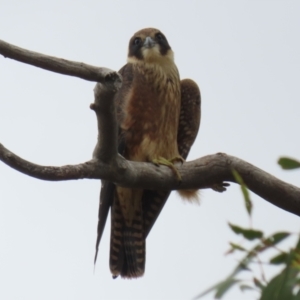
[194,167,300,300]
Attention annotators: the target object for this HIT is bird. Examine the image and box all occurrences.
[94,28,201,279]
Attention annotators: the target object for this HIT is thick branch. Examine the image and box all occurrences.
[91,83,120,162]
[0,39,121,84]
[1,144,300,217]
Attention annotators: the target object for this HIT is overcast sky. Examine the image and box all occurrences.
[1,1,300,300]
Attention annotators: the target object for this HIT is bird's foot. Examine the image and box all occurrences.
[210,182,230,193]
[152,156,184,182]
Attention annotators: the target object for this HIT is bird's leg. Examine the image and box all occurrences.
[152,156,184,182]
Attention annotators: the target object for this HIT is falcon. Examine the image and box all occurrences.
[94,28,201,279]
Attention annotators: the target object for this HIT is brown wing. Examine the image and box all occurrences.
[142,78,201,237]
[94,64,134,264]
[177,79,201,159]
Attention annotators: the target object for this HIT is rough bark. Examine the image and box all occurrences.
[1,39,299,218]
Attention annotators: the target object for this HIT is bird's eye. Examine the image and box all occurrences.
[133,37,141,46]
[156,33,163,41]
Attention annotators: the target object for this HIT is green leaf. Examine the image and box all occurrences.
[260,272,294,300]
[239,284,255,292]
[295,234,300,249]
[252,232,291,255]
[193,279,240,299]
[229,242,246,252]
[253,277,265,290]
[264,232,291,247]
[214,279,241,299]
[278,157,300,170]
[260,261,300,300]
[232,170,253,216]
[270,253,289,265]
[292,235,300,269]
[228,223,263,240]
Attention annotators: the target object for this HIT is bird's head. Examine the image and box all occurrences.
[127,28,174,65]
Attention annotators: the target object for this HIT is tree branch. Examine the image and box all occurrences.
[1,142,300,216]
[91,83,120,162]
[0,39,121,84]
[1,39,299,219]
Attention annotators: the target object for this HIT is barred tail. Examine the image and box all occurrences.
[110,192,145,279]
[120,225,145,278]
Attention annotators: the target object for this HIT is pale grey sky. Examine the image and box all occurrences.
[0,1,300,300]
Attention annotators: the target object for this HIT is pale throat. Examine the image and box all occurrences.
[127,46,175,69]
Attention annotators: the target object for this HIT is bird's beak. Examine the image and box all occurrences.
[143,36,156,48]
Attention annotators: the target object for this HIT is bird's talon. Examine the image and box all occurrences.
[152,156,182,182]
[211,182,230,193]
